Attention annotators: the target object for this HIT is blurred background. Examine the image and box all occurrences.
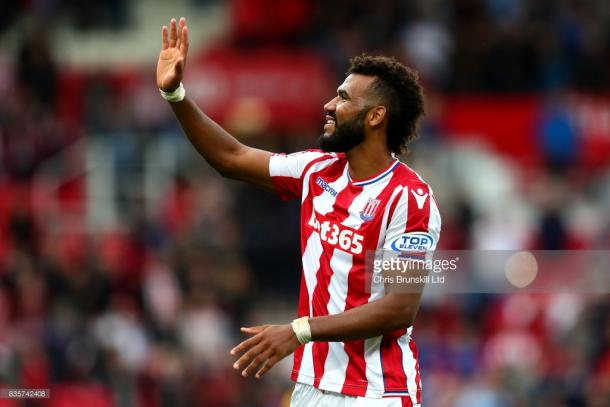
[1,0,610,406]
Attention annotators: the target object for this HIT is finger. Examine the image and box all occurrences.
[169,18,177,47]
[176,17,185,48]
[256,355,280,379]
[180,25,189,57]
[242,349,272,378]
[234,342,264,371]
[161,25,169,50]
[241,326,266,335]
[230,333,261,356]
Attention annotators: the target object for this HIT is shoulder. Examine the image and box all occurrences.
[392,162,435,194]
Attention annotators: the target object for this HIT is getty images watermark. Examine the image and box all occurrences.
[0,388,50,399]
[365,250,610,294]
[371,255,459,286]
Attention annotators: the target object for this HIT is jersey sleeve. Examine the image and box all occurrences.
[382,183,441,257]
[268,150,330,201]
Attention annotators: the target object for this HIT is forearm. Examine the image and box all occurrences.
[308,293,421,342]
[169,97,245,176]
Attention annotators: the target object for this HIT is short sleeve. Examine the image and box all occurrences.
[269,150,330,200]
[382,184,441,257]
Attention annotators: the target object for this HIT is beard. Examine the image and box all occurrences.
[319,109,367,153]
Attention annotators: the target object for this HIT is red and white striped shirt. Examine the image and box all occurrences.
[269,150,441,404]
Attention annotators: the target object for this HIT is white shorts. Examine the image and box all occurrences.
[290,383,421,407]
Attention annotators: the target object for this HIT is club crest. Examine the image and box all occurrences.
[360,198,381,221]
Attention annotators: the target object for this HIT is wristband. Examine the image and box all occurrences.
[159,82,186,103]
[291,317,312,344]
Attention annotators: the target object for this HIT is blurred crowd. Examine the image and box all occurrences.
[231,0,610,92]
[1,1,610,406]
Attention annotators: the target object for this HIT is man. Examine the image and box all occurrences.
[157,17,441,407]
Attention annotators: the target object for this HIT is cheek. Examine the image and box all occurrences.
[334,105,351,122]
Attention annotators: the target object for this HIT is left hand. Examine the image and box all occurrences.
[157,17,189,92]
[230,324,301,379]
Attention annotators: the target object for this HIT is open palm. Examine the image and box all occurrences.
[157,18,189,92]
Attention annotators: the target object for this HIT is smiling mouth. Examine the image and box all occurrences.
[323,117,336,135]
[323,114,337,134]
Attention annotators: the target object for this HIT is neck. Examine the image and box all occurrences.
[345,138,393,181]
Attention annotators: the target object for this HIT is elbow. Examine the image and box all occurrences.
[386,305,417,332]
[393,313,415,331]
[381,294,420,332]
[211,149,245,180]
[211,156,239,179]
[214,164,236,179]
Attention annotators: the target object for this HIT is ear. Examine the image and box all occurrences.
[368,106,387,127]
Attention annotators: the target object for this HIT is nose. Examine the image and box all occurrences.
[324,96,338,113]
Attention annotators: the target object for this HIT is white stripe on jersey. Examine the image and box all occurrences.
[400,333,419,403]
[364,336,385,397]
[428,196,442,250]
[302,231,323,318]
[326,249,350,315]
[297,342,315,385]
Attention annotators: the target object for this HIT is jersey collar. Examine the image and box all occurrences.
[347,160,400,186]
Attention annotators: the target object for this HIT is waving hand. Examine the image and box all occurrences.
[157,18,189,92]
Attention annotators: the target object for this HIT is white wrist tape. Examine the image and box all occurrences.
[159,82,186,103]
[291,317,312,344]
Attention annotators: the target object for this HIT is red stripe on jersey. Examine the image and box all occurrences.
[408,338,422,404]
[380,328,409,392]
[293,160,346,381]
[311,182,361,387]
[405,184,431,233]
[341,175,403,396]
[402,396,414,407]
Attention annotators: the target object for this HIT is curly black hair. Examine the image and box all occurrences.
[347,55,425,155]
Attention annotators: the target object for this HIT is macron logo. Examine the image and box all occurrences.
[316,177,338,197]
[411,188,429,210]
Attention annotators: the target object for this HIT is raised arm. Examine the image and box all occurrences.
[156,18,273,191]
